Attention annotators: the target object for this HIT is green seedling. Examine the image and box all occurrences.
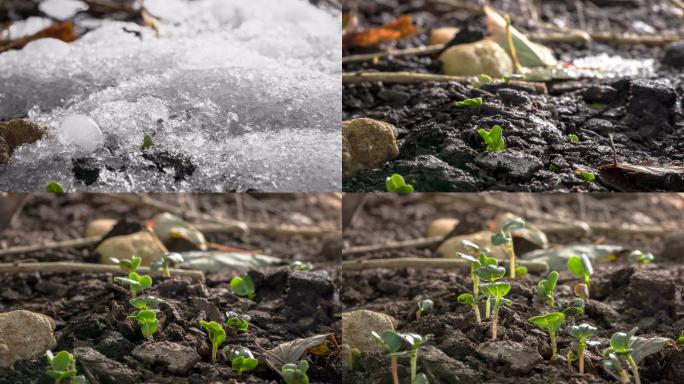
[224,346,258,375]
[478,124,505,152]
[128,309,159,342]
[603,351,630,384]
[141,134,154,150]
[45,181,65,193]
[576,170,596,182]
[515,265,528,277]
[46,350,84,384]
[604,331,641,384]
[199,320,226,363]
[402,333,425,383]
[476,264,506,318]
[458,241,497,296]
[457,293,481,325]
[150,252,184,278]
[110,255,142,274]
[492,217,525,279]
[231,273,256,300]
[568,254,594,291]
[628,250,654,266]
[114,272,152,298]
[416,299,434,319]
[567,323,596,374]
[677,331,684,346]
[561,298,585,323]
[291,260,314,272]
[282,360,309,384]
[529,312,565,358]
[225,311,250,333]
[385,173,414,193]
[502,74,525,83]
[478,74,493,85]
[548,164,560,172]
[454,97,483,108]
[372,330,403,384]
[480,282,511,340]
[569,134,580,144]
[537,271,559,307]
[130,295,166,310]
[590,103,608,111]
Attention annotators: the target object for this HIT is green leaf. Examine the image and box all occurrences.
[454,97,483,108]
[199,320,226,347]
[45,181,65,193]
[610,332,633,354]
[130,296,166,310]
[569,134,580,144]
[457,293,476,305]
[515,266,528,277]
[568,323,596,340]
[478,74,493,84]
[385,173,414,193]
[478,125,505,152]
[417,299,434,315]
[231,274,256,299]
[629,250,654,264]
[479,282,511,299]
[561,298,585,317]
[567,255,590,277]
[372,330,404,353]
[141,134,154,150]
[476,264,506,282]
[529,312,565,333]
[576,170,596,182]
[502,74,526,83]
[162,252,184,264]
[537,271,558,301]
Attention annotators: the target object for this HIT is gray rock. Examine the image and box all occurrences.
[664,350,684,381]
[585,299,621,325]
[659,232,684,262]
[626,269,677,316]
[191,297,223,322]
[497,88,531,108]
[583,118,615,136]
[0,310,56,369]
[663,40,684,69]
[285,270,335,317]
[96,330,135,360]
[476,340,542,374]
[582,85,618,104]
[625,78,677,139]
[420,346,481,384]
[439,138,477,168]
[132,341,200,375]
[475,151,544,182]
[393,155,481,191]
[377,89,411,105]
[73,346,140,384]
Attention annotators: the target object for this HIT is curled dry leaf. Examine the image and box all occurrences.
[343,15,418,48]
[264,334,338,373]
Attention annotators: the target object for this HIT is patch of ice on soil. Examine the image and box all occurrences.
[0,0,341,192]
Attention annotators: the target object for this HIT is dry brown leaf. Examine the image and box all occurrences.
[343,15,418,48]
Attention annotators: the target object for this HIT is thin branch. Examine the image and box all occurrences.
[342,236,444,256]
[0,262,205,281]
[342,44,443,64]
[0,236,102,257]
[341,257,548,274]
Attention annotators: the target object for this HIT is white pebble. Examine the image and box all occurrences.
[57,114,104,153]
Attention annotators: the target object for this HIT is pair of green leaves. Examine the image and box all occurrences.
[537,271,559,307]
[529,312,565,335]
[416,299,434,318]
[568,323,597,345]
[231,273,256,300]
[200,320,226,362]
[291,261,314,272]
[225,346,259,375]
[110,255,142,274]
[46,350,84,383]
[282,360,309,384]
[478,125,505,152]
[629,250,654,265]
[385,173,414,193]
[476,264,506,282]
[226,311,250,332]
[114,271,153,297]
[128,309,159,341]
[150,252,184,276]
[371,330,424,356]
[479,281,511,301]
[567,254,593,287]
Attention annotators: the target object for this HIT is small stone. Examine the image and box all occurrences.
[426,218,459,238]
[342,310,396,352]
[625,269,677,316]
[342,118,399,177]
[420,346,482,383]
[392,155,481,191]
[582,85,618,104]
[476,340,542,374]
[96,231,165,266]
[497,88,531,107]
[435,231,507,259]
[85,218,117,238]
[659,232,684,262]
[0,119,46,164]
[73,346,140,384]
[151,212,207,251]
[583,118,614,136]
[438,138,477,168]
[285,270,335,317]
[474,151,544,182]
[625,78,677,139]
[0,310,56,369]
[96,330,136,360]
[132,341,201,375]
[57,114,105,153]
[439,40,513,78]
[429,27,460,45]
[585,299,620,325]
[663,41,684,69]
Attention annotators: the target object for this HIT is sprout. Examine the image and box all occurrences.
[45,181,65,193]
[128,309,159,342]
[282,361,309,384]
[567,323,596,374]
[502,74,525,83]
[457,293,481,325]
[515,266,528,277]
[569,134,580,144]
[114,272,152,298]
[415,299,434,319]
[402,333,425,383]
[231,273,256,300]
[291,261,314,272]
[110,255,142,274]
[628,250,654,266]
[454,97,483,108]
[129,295,166,311]
[459,242,497,296]
[476,264,506,318]
[677,331,684,346]
[478,125,505,152]
[478,74,493,84]
[491,217,525,279]
[603,331,641,384]
[224,346,258,375]
[372,330,403,384]
[46,350,85,384]
[576,170,596,182]
[225,311,250,333]
[567,254,594,292]
[480,281,511,340]
[141,134,154,150]
[199,320,226,363]
[529,312,565,358]
[603,351,630,384]
[537,271,559,307]
[150,252,184,278]
[561,298,585,323]
[385,173,414,193]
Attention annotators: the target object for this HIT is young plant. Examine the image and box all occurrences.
[128,309,159,342]
[458,241,497,296]
[386,173,414,193]
[454,97,483,108]
[628,250,654,266]
[225,310,250,333]
[677,330,684,346]
[561,298,585,324]
[529,312,565,358]
[282,360,309,384]
[576,169,596,182]
[567,254,594,291]
[604,331,641,384]
[114,272,152,298]
[141,134,154,150]
[45,350,84,384]
[478,124,505,152]
[502,74,525,83]
[567,323,596,374]
[224,346,258,375]
[458,293,481,325]
[537,271,559,307]
[491,217,525,279]
[231,273,256,300]
[110,255,142,274]
[150,252,184,278]
[603,351,630,384]
[403,333,425,383]
[199,320,226,363]
[480,281,511,340]
[45,181,65,193]
[371,330,403,384]
[415,299,434,319]
[476,264,506,318]
[291,260,314,272]
[569,133,580,144]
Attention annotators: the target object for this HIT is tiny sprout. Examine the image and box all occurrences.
[231,273,256,300]
[590,103,608,111]
[603,351,630,384]
[568,254,594,291]
[629,250,654,266]
[478,124,505,152]
[576,170,596,182]
[476,264,506,319]
[480,281,511,340]
[45,181,65,193]
[458,242,497,296]
[110,255,142,274]
[416,299,434,319]
[454,97,483,108]
[515,266,528,277]
[548,164,560,173]
[386,173,414,193]
[561,298,585,321]
[569,133,580,144]
[225,311,250,333]
[537,271,559,307]
[568,323,596,374]
[128,309,159,342]
[478,74,493,84]
[46,350,84,384]
[457,293,481,325]
[114,271,152,298]
[130,296,166,310]
[199,320,226,363]
[491,217,525,279]
[402,333,425,383]
[502,74,525,83]
[604,331,640,384]
[529,312,565,358]
[372,330,403,384]
[224,346,258,375]
[141,134,154,150]
[282,360,309,384]
[150,252,184,278]
[291,260,314,272]
[677,331,684,346]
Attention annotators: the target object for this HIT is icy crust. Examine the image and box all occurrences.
[0,0,341,192]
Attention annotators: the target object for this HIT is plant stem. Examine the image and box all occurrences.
[627,355,641,384]
[472,269,479,296]
[163,263,170,278]
[485,297,491,318]
[472,304,482,325]
[211,344,218,363]
[390,356,400,384]
[507,243,516,279]
[618,369,630,384]
[550,331,557,358]
[410,350,417,382]
[549,296,555,308]
[145,333,154,342]
[578,345,585,374]
[491,298,501,340]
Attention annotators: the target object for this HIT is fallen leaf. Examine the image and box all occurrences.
[0,22,79,53]
[265,334,337,372]
[599,163,684,192]
[630,335,676,364]
[521,245,626,271]
[343,15,418,48]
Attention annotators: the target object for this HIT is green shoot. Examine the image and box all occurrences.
[567,254,594,292]
[45,181,65,193]
[561,298,585,323]
[568,323,596,374]
[225,311,250,333]
[224,346,258,375]
[458,241,497,296]
[129,296,166,311]
[569,134,580,144]
[150,252,184,278]
[480,281,511,340]
[478,74,493,85]
[529,312,565,358]
[628,250,654,266]
[403,333,424,383]
[128,309,159,342]
[603,351,630,384]
[454,97,483,108]
[548,164,560,173]
[199,320,226,363]
[476,264,506,318]
[291,261,314,272]
[677,331,684,346]
[457,293,481,325]
[416,299,434,319]
[46,350,84,384]
[537,271,559,307]
[231,273,256,300]
[372,330,403,384]
[141,134,154,150]
[515,266,528,277]
[385,173,414,193]
[603,331,641,384]
[110,255,142,274]
[502,74,525,83]
[491,217,525,279]
[478,125,505,152]
[114,272,152,298]
[576,169,596,182]
[282,361,309,384]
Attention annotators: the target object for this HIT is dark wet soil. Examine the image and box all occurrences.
[341,193,684,383]
[343,0,684,192]
[0,194,342,384]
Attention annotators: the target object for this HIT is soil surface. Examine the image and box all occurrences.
[0,193,342,384]
[341,193,684,383]
[343,0,684,192]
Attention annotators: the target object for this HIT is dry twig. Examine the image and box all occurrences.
[0,261,205,281]
[341,257,548,274]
